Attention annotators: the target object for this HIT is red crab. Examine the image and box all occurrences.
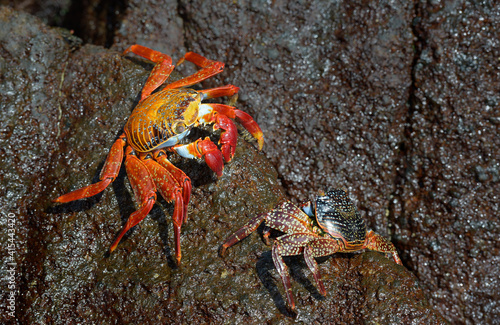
[220,189,402,311]
[54,45,264,264]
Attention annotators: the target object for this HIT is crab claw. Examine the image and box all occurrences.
[234,109,264,150]
[206,104,264,151]
[213,114,238,162]
[197,138,224,177]
[172,137,224,177]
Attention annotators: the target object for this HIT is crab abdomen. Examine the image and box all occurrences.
[125,88,202,152]
[315,189,366,249]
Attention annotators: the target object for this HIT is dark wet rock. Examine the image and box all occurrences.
[174,0,416,237]
[0,0,72,26]
[111,0,185,57]
[172,2,498,323]
[396,3,500,324]
[0,10,70,324]
[0,5,443,324]
[3,0,498,323]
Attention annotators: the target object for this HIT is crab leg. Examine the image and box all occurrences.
[303,246,326,296]
[272,233,337,311]
[364,230,403,265]
[140,155,185,265]
[153,150,192,223]
[305,237,344,295]
[220,201,313,255]
[219,213,267,256]
[123,44,173,64]
[54,134,126,203]
[165,52,225,90]
[109,147,157,253]
[172,137,224,177]
[234,110,264,150]
[199,85,239,99]
[123,44,175,101]
[272,241,298,311]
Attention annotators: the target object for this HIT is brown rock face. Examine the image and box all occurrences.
[1,1,498,323]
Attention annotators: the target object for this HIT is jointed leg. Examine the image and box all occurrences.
[54,134,126,203]
[220,200,315,257]
[303,246,326,296]
[140,154,186,265]
[153,150,192,223]
[165,52,225,90]
[109,147,157,252]
[219,212,268,256]
[200,85,239,99]
[304,237,343,296]
[271,233,319,311]
[272,241,297,311]
[201,103,264,151]
[272,233,341,310]
[364,230,402,265]
[122,45,175,101]
[123,44,173,64]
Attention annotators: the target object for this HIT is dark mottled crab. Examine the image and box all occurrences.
[220,189,402,311]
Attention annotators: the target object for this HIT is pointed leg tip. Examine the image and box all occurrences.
[109,241,119,253]
[52,195,75,204]
[257,137,264,151]
[122,45,133,56]
[219,245,227,257]
[249,129,264,150]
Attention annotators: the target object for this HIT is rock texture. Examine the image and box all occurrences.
[1,0,498,324]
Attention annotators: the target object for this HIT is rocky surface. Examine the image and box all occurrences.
[1,0,498,324]
[0,7,444,324]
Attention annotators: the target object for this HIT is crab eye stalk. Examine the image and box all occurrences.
[173,122,187,134]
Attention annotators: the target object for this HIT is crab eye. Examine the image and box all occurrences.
[173,122,187,134]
